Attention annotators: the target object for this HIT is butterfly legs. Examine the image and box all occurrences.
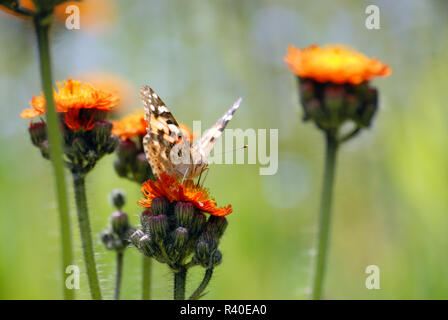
[196,167,209,187]
[181,167,190,184]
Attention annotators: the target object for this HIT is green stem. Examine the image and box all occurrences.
[312,132,339,300]
[72,173,102,300]
[34,16,75,300]
[114,252,124,300]
[189,268,214,300]
[142,257,152,300]
[174,267,187,300]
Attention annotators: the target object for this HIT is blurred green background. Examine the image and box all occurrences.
[1,0,447,299]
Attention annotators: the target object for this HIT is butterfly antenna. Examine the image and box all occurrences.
[213,145,248,156]
[199,168,209,187]
[196,168,204,187]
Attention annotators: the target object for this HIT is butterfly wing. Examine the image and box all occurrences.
[140,85,185,178]
[192,97,242,161]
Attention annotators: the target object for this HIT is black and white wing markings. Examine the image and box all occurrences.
[192,97,242,161]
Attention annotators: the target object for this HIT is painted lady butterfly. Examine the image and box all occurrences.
[140,85,242,180]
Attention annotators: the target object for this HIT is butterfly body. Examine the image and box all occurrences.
[140,85,241,180]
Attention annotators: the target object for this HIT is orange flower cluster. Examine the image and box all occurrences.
[112,111,147,140]
[112,110,195,142]
[285,45,391,85]
[138,173,232,217]
[21,79,119,130]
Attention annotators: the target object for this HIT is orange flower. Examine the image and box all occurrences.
[112,111,147,140]
[138,173,232,217]
[112,111,195,142]
[76,72,136,112]
[21,79,119,130]
[285,44,391,85]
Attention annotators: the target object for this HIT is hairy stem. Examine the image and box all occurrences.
[34,16,74,300]
[72,173,102,300]
[312,133,339,300]
[189,268,214,300]
[142,257,152,300]
[174,267,187,300]
[114,252,124,300]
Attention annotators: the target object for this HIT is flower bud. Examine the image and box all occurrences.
[325,85,346,128]
[151,197,169,216]
[149,214,168,241]
[91,109,108,122]
[116,139,137,162]
[324,85,345,112]
[191,211,207,236]
[85,150,98,163]
[205,216,228,239]
[100,230,115,250]
[130,229,144,246]
[210,250,222,267]
[134,153,153,183]
[29,121,47,146]
[175,202,196,230]
[92,121,113,147]
[344,94,361,118]
[194,232,218,267]
[299,79,315,105]
[296,74,383,138]
[140,209,153,231]
[366,87,378,106]
[105,134,119,154]
[113,158,128,177]
[173,227,189,250]
[359,104,377,127]
[109,189,126,209]
[40,140,50,159]
[72,137,88,155]
[111,211,129,235]
[303,99,324,123]
[139,234,155,257]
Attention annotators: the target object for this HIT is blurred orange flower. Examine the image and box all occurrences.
[54,0,116,33]
[77,72,135,113]
[285,44,391,85]
[138,173,232,217]
[21,79,119,130]
[112,110,195,142]
[112,111,147,140]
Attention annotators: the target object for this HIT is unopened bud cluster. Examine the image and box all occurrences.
[130,197,227,271]
[114,138,154,183]
[28,118,118,175]
[298,78,378,132]
[101,189,135,252]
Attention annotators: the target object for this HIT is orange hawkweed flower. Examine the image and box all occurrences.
[138,173,232,217]
[112,111,195,142]
[76,72,136,113]
[112,111,147,140]
[21,79,119,131]
[285,44,391,85]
